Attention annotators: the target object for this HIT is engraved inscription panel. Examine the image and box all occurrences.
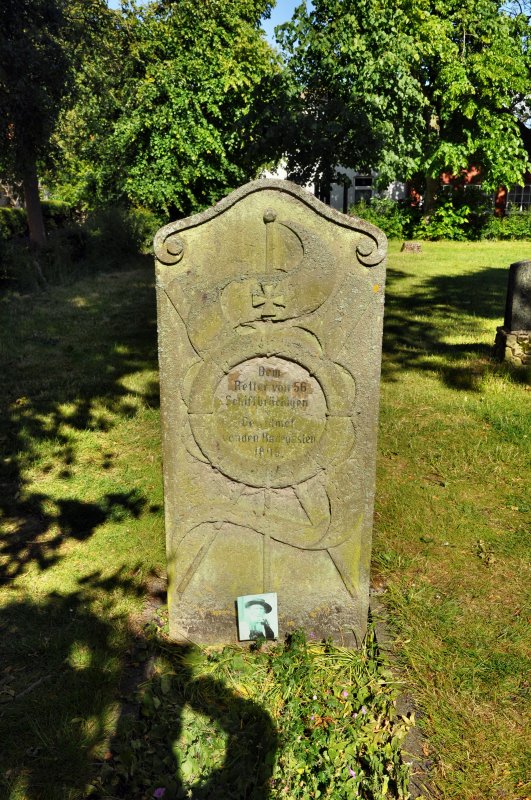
[213,356,327,466]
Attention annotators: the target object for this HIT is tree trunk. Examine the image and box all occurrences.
[423,174,439,216]
[22,159,46,248]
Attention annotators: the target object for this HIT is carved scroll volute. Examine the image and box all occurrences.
[355,230,387,268]
[154,230,185,266]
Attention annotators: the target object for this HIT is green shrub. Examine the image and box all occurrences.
[0,207,27,240]
[413,195,472,241]
[349,197,419,239]
[413,186,492,241]
[350,188,531,242]
[42,224,89,283]
[127,206,165,251]
[41,199,74,230]
[0,224,89,292]
[0,205,163,293]
[0,239,43,292]
[481,209,531,240]
[84,206,163,269]
[0,201,75,242]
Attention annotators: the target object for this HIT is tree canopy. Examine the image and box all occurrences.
[278,0,531,194]
[1,0,282,239]
[3,0,530,233]
[0,0,117,243]
[0,0,72,177]
[114,0,282,216]
[276,0,427,190]
[0,0,72,243]
[52,0,284,218]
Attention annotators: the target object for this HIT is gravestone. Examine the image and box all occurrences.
[154,180,387,645]
[494,259,531,366]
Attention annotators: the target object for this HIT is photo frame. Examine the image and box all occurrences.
[237,593,278,642]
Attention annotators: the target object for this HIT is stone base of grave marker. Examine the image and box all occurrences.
[494,259,531,367]
[154,180,387,646]
[494,328,530,366]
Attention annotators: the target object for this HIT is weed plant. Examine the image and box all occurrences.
[91,626,411,800]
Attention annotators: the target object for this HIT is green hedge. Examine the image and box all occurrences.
[481,210,531,240]
[1,205,163,293]
[0,207,27,240]
[349,198,420,239]
[350,194,531,242]
[41,199,73,229]
[0,200,74,241]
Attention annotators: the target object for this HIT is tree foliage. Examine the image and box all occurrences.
[0,0,72,244]
[52,0,284,218]
[278,0,531,192]
[114,0,279,214]
[276,0,427,189]
[0,0,115,244]
[115,0,282,217]
[0,0,70,176]
[418,0,530,189]
[47,3,127,209]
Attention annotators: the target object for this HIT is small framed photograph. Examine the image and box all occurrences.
[237,593,278,641]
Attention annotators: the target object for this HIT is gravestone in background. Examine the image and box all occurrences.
[495,259,531,366]
[154,180,387,645]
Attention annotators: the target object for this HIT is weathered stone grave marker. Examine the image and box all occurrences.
[154,180,387,645]
[495,259,531,366]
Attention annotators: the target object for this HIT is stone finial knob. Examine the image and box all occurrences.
[263,209,277,224]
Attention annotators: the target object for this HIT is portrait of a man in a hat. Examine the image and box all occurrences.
[237,593,278,641]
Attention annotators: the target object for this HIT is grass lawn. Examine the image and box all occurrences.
[0,241,529,799]
[375,241,530,800]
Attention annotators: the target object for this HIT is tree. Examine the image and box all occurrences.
[416,0,530,206]
[0,0,113,246]
[100,0,284,217]
[277,0,531,204]
[276,0,427,193]
[46,3,128,210]
[0,0,71,245]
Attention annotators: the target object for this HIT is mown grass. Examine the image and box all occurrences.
[0,260,407,800]
[374,241,530,800]
[0,263,165,799]
[0,241,529,799]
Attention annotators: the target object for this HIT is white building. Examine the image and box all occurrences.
[260,163,406,214]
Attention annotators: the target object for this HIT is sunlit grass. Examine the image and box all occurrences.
[0,242,529,799]
[92,628,411,800]
[0,267,164,799]
[375,241,530,799]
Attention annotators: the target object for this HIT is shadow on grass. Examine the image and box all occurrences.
[0,265,277,798]
[382,263,527,390]
[0,569,142,798]
[103,643,278,800]
[0,570,277,800]
[0,489,148,584]
[0,258,159,583]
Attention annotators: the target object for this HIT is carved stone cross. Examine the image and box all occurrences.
[252,283,286,317]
